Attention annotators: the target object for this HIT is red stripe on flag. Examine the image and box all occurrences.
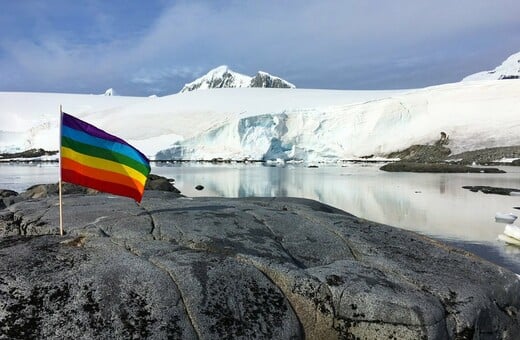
[61,168,144,202]
[61,157,144,193]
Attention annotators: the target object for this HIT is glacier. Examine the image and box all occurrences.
[156,80,520,162]
[1,58,520,163]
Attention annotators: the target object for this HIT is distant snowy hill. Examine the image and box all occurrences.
[103,88,116,96]
[1,80,519,163]
[463,51,520,81]
[179,66,295,93]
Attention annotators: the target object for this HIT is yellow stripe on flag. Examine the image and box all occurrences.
[61,146,148,185]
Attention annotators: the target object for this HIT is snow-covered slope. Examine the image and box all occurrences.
[0,92,146,154]
[157,81,520,162]
[1,80,519,162]
[179,66,295,93]
[463,51,520,81]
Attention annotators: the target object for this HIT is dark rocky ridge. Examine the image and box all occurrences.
[0,181,519,339]
[0,148,58,160]
[462,186,520,196]
[380,162,506,173]
[383,144,520,172]
[250,72,294,88]
[448,146,520,165]
[386,144,520,166]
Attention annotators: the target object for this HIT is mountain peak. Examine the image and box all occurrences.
[209,65,230,74]
[463,51,520,81]
[180,66,295,93]
[250,71,296,89]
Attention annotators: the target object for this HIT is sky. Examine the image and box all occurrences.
[0,0,519,96]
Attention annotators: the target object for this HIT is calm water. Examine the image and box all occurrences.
[1,162,520,273]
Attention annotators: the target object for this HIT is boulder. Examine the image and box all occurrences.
[145,174,181,193]
[21,182,98,199]
[0,189,20,209]
[10,174,181,201]
[0,192,519,339]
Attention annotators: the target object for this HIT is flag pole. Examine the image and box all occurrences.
[58,105,64,236]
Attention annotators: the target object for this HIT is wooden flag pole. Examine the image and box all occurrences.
[58,105,64,236]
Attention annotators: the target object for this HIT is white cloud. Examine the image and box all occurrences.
[0,0,519,94]
[131,66,204,85]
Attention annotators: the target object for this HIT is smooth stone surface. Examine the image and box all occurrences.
[1,191,519,339]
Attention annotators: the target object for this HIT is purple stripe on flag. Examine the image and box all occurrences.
[62,112,149,162]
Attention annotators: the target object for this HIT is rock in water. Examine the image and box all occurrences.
[0,192,519,339]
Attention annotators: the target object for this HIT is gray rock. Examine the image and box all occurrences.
[145,174,181,193]
[0,192,519,339]
[449,146,520,165]
[386,144,451,163]
[380,162,506,173]
[21,182,98,199]
[250,72,294,89]
[0,189,18,198]
[0,148,58,159]
[386,144,520,166]
[462,185,520,196]
[0,189,20,209]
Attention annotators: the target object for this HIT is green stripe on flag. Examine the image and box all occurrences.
[61,136,150,177]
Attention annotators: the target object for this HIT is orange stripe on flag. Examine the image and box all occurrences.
[61,157,145,194]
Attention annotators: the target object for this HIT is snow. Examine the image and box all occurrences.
[0,92,144,153]
[179,65,254,93]
[157,80,520,162]
[103,88,116,96]
[463,51,520,81]
[0,80,519,163]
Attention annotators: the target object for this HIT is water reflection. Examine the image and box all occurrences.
[1,162,519,273]
[0,163,59,192]
[152,163,520,273]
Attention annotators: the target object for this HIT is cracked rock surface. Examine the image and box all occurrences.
[1,190,519,339]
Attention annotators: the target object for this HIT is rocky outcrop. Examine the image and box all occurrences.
[387,144,451,163]
[1,188,519,339]
[0,148,58,160]
[448,146,520,165]
[250,72,295,89]
[380,162,506,173]
[462,186,520,196]
[0,189,19,209]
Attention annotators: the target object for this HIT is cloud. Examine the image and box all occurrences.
[0,0,519,94]
[131,66,204,85]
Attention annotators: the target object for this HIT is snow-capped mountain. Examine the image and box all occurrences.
[463,51,520,81]
[179,66,295,93]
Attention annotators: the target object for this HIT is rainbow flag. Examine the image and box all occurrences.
[60,112,150,202]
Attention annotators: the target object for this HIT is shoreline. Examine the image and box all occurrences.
[2,144,520,167]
